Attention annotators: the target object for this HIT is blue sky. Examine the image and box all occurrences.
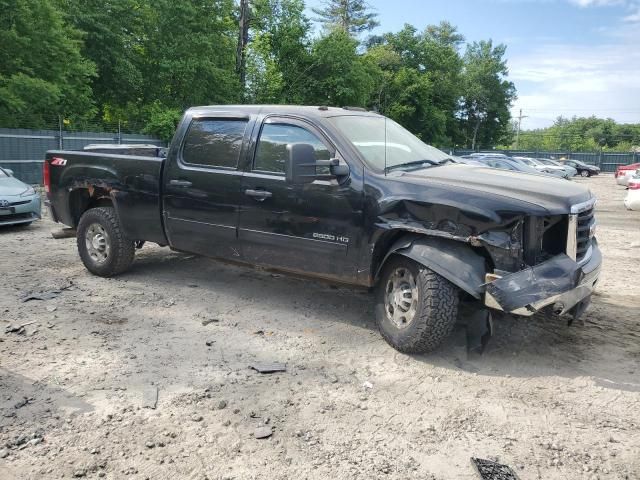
[306,0,640,129]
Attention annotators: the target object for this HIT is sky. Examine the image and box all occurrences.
[306,0,640,130]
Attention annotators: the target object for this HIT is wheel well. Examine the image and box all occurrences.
[69,188,114,226]
[371,230,413,285]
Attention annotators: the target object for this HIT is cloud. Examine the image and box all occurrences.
[623,6,640,20]
[509,41,640,128]
[567,0,640,22]
[568,0,626,6]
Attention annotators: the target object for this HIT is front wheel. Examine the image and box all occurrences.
[580,170,590,177]
[375,256,459,353]
[77,207,135,277]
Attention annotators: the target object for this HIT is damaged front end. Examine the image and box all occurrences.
[482,198,600,321]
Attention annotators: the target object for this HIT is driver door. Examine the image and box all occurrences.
[238,117,363,282]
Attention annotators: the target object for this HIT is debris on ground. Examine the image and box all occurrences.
[254,426,273,439]
[20,280,73,302]
[201,318,219,326]
[249,362,287,374]
[50,228,76,239]
[4,321,37,335]
[471,457,520,480]
[142,386,158,409]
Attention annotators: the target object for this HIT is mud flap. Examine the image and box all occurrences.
[459,307,493,356]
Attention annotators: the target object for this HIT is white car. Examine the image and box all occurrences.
[512,156,570,179]
[624,171,640,210]
[535,157,578,177]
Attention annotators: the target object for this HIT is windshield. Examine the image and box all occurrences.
[537,158,558,166]
[514,157,539,166]
[328,115,450,170]
[0,168,8,178]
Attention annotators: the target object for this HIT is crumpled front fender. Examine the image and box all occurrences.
[378,234,487,299]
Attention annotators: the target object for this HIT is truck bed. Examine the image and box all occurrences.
[45,150,167,245]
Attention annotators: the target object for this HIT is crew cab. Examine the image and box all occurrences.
[44,106,602,353]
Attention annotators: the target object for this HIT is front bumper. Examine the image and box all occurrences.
[0,195,41,226]
[484,241,601,318]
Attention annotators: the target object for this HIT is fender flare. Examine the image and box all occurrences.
[376,234,487,299]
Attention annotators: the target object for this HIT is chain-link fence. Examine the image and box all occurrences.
[0,116,164,184]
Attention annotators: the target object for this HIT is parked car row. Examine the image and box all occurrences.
[458,153,578,179]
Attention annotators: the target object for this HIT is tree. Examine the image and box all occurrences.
[141,0,241,109]
[245,0,312,103]
[61,0,148,117]
[514,116,640,152]
[0,0,95,127]
[312,0,379,36]
[366,22,466,146]
[306,30,375,106]
[459,40,516,149]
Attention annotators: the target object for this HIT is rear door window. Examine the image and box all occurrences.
[182,119,248,168]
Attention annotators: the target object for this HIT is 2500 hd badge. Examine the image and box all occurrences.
[43,105,601,353]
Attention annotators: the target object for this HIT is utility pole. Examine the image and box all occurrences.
[236,0,250,92]
[515,108,528,149]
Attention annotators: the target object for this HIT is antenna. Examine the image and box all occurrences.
[384,115,387,176]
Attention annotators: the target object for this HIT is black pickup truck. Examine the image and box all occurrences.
[44,105,601,353]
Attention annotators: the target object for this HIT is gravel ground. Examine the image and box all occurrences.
[1,174,639,480]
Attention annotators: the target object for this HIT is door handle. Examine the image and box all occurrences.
[245,189,272,200]
[169,179,192,187]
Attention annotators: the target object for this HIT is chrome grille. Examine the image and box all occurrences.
[567,199,596,263]
[575,207,594,262]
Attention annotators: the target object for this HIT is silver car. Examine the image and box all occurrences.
[0,167,41,227]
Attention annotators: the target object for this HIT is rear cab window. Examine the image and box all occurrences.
[182,118,248,169]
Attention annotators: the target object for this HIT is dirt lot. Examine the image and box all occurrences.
[1,174,639,479]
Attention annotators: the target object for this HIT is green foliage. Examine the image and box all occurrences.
[246,0,311,103]
[0,0,518,148]
[513,117,640,152]
[306,30,375,106]
[459,40,516,149]
[0,0,96,127]
[142,102,183,142]
[312,0,379,36]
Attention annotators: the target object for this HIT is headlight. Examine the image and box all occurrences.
[20,186,36,197]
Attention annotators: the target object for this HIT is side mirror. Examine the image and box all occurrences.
[286,143,317,184]
[286,143,350,184]
[5,169,13,176]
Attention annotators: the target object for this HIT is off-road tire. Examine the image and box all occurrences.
[580,170,590,177]
[77,207,135,277]
[375,256,459,353]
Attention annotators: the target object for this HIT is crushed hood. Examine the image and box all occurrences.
[393,164,592,214]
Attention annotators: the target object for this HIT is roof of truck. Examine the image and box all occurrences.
[186,105,382,119]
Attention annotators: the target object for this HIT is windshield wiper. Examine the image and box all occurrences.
[385,159,439,173]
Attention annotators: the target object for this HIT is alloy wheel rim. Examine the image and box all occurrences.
[384,267,419,329]
[85,223,110,264]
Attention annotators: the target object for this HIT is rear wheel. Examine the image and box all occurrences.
[580,170,590,177]
[375,256,459,353]
[77,207,135,277]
